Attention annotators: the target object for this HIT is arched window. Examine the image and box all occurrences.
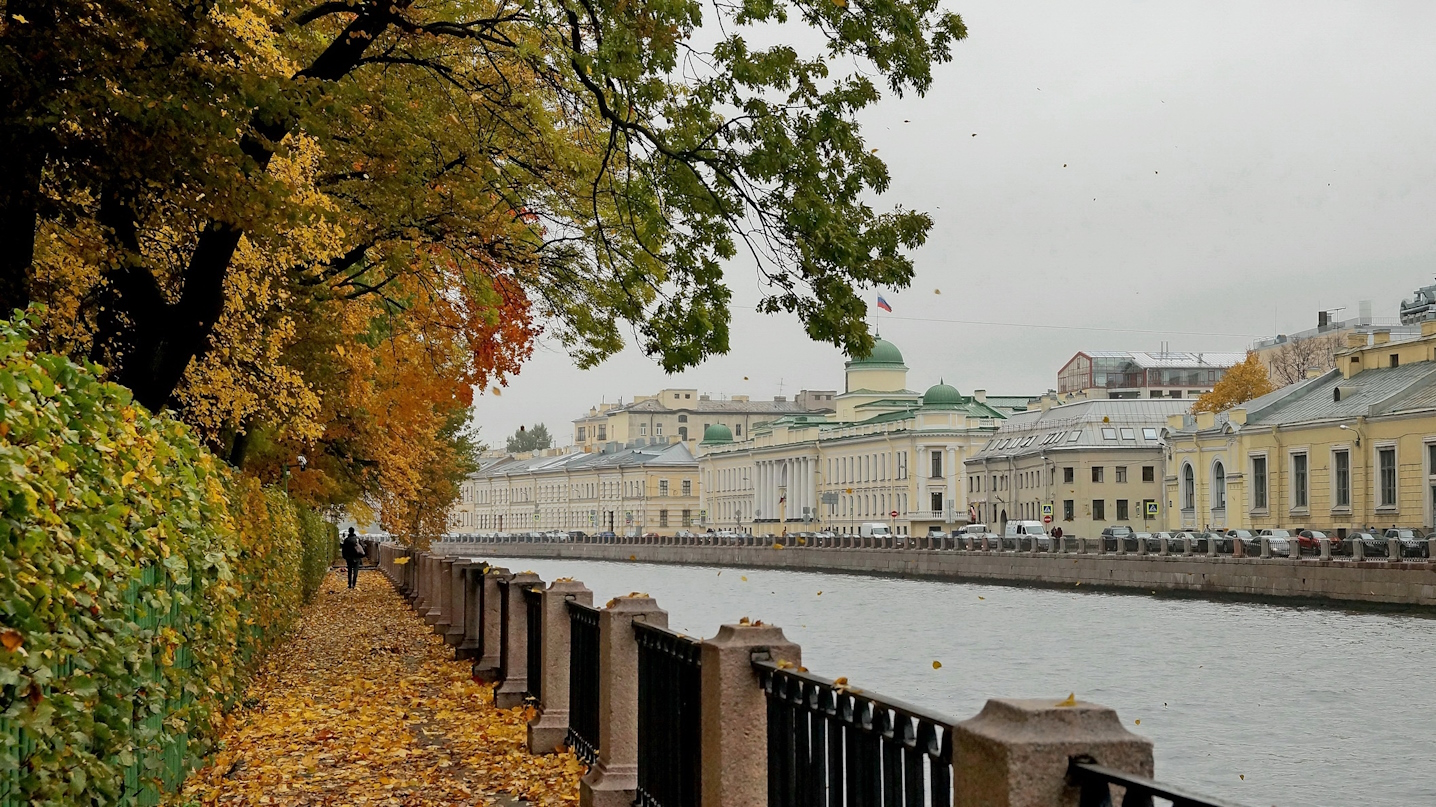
[1182,464,1195,510]
[1213,461,1227,510]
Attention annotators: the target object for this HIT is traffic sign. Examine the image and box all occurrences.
[1145,501,1160,517]
[889,510,898,518]
[1041,503,1053,517]
[1043,515,1052,524]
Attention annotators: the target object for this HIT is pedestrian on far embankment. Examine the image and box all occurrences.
[341,528,365,589]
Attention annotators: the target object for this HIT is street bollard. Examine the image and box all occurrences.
[1352,538,1365,562]
[1136,536,1147,556]
[1319,537,1332,561]
[1159,537,1169,557]
[1260,537,1271,559]
[1388,538,1402,562]
[1288,539,1300,561]
[1429,537,1436,562]
[1182,536,1193,556]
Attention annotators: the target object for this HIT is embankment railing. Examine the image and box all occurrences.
[368,537,1248,807]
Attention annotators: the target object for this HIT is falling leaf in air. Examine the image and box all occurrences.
[934,289,941,295]
[0,630,22,652]
[1239,774,1245,780]
[816,591,822,596]
[490,386,502,396]
[978,596,985,600]
[743,376,749,380]
[1056,693,1078,707]
[716,571,721,576]
[740,576,747,581]
[932,660,942,669]
[1134,719,1141,725]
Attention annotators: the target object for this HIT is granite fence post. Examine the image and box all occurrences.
[700,624,801,807]
[528,580,595,753]
[580,596,668,807]
[495,571,544,709]
[953,698,1154,807]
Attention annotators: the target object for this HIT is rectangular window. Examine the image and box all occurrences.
[681,479,692,497]
[1116,499,1129,520]
[1115,466,1128,483]
[682,509,692,527]
[931,491,943,513]
[1064,467,1074,484]
[1092,499,1106,521]
[659,479,669,496]
[1142,465,1155,483]
[639,423,648,436]
[1333,451,1350,508]
[598,426,607,440]
[1292,453,1308,509]
[578,427,586,441]
[659,509,669,527]
[1120,428,1136,440]
[734,423,742,436]
[1063,499,1075,521]
[1379,448,1397,507]
[931,451,943,478]
[1092,466,1104,483]
[654,423,662,436]
[1252,456,1268,510]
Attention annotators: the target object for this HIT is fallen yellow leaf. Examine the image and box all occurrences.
[0,629,22,652]
[1056,693,1077,707]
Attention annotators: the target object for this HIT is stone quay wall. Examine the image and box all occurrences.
[433,540,1436,609]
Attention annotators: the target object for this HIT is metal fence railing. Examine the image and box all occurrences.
[1068,757,1245,807]
[524,586,544,703]
[635,621,702,807]
[755,657,957,807]
[566,601,601,765]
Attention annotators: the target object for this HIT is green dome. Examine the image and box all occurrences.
[700,423,734,444]
[848,338,905,367]
[923,381,963,406]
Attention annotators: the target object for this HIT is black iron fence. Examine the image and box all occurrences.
[525,586,544,703]
[497,577,512,681]
[1068,758,1243,807]
[755,658,956,807]
[635,621,703,807]
[567,601,601,765]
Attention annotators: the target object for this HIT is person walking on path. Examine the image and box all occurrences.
[341,528,364,589]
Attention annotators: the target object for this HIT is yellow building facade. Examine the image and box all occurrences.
[1164,323,1436,535]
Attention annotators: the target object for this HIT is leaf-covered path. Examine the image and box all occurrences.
[184,568,582,805]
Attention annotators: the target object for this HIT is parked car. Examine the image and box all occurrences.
[1384,528,1430,558]
[1128,532,1155,552]
[1295,529,1329,553]
[1100,525,1134,551]
[1151,531,1182,552]
[1222,529,1256,555]
[1345,531,1387,557]
[1174,530,1216,553]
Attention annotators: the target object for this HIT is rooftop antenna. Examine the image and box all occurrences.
[777,377,786,397]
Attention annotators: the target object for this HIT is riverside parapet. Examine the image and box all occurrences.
[432,539,1436,609]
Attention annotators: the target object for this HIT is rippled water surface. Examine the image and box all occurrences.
[481,555,1436,807]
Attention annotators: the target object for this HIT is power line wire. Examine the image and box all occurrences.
[877,314,1262,339]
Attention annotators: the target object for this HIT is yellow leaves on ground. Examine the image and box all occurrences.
[1056,693,1078,707]
[183,570,581,805]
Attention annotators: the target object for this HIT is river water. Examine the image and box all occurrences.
[482,555,1436,807]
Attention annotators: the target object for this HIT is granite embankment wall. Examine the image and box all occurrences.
[434,542,1436,609]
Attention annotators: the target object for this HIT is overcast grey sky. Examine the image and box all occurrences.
[473,0,1436,447]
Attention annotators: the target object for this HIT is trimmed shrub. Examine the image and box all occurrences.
[0,312,332,804]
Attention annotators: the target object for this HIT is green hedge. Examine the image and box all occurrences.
[0,312,333,805]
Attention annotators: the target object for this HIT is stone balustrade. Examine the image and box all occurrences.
[367,538,1240,807]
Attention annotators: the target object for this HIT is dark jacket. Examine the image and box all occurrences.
[341,534,365,561]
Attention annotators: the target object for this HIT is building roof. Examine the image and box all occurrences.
[1081,350,1246,369]
[922,381,962,406]
[968,399,1190,463]
[468,443,696,480]
[700,423,734,444]
[578,396,823,421]
[845,338,906,368]
[1243,363,1436,426]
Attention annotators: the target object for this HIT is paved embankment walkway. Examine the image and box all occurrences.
[183,568,582,806]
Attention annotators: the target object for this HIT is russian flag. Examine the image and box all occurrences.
[876,295,892,312]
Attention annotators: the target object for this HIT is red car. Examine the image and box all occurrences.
[1296,529,1330,553]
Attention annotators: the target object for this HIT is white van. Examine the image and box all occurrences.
[859,522,892,538]
[961,524,989,535]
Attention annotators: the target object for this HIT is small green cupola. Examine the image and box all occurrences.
[922,380,964,408]
[700,423,734,444]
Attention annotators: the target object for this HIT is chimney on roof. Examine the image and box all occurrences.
[699,394,711,401]
[1305,366,1324,380]
[973,389,987,403]
[1372,329,1391,345]
[773,395,786,402]
[1318,310,1329,328]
